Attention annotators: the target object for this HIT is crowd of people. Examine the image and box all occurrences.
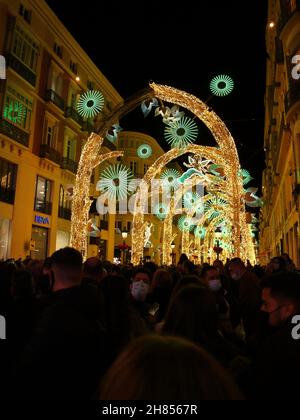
[0,248,300,400]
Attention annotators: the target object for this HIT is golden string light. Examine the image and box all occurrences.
[70,133,123,259]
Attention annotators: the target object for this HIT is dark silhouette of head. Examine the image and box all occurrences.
[100,335,242,400]
[261,272,300,327]
[49,247,82,291]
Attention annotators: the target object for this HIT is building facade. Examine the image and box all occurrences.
[0,0,123,261]
[260,0,300,266]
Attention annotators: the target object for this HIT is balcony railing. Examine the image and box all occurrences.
[81,120,94,133]
[61,157,78,174]
[6,54,36,87]
[45,89,65,111]
[34,201,52,215]
[0,188,15,205]
[65,107,83,125]
[58,206,71,220]
[285,86,300,113]
[39,144,62,165]
[0,119,30,147]
[100,219,109,231]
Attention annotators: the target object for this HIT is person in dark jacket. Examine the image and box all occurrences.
[254,272,300,400]
[13,247,107,400]
[228,258,261,338]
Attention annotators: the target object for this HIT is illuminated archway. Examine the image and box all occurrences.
[131,83,247,265]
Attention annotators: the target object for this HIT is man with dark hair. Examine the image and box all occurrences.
[254,273,300,400]
[83,257,104,286]
[228,258,261,338]
[14,247,107,400]
[50,247,83,291]
[130,267,152,328]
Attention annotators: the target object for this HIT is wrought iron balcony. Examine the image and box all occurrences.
[45,89,65,111]
[65,107,83,125]
[6,54,36,87]
[0,188,15,205]
[58,206,71,220]
[0,119,29,147]
[39,144,62,165]
[61,157,78,174]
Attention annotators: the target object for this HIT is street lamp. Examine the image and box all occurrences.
[171,242,176,265]
[121,228,129,264]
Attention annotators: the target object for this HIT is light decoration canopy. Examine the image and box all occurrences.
[164,116,198,149]
[210,75,234,97]
[77,90,105,118]
[96,164,133,200]
[137,144,152,159]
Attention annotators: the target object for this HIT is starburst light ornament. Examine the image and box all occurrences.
[77,90,105,118]
[96,164,133,200]
[210,75,234,97]
[164,116,198,149]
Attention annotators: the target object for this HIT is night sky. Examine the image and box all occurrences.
[45,0,268,189]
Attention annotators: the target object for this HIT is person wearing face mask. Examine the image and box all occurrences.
[200,266,233,334]
[228,258,261,339]
[254,273,300,400]
[130,268,152,328]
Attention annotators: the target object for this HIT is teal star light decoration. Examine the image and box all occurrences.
[210,75,234,97]
[194,226,206,239]
[96,164,133,200]
[160,168,181,190]
[77,90,105,118]
[164,117,198,149]
[178,216,195,232]
[137,144,152,159]
[154,203,168,220]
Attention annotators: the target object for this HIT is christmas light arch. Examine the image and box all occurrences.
[70,82,250,263]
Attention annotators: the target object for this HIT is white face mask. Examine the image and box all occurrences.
[208,279,222,292]
[131,281,150,302]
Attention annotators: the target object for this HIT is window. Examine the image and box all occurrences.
[69,60,78,74]
[59,185,71,209]
[130,161,137,174]
[87,80,94,90]
[19,4,32,24]
[3,85,33,131]
[43,117,57,148]
[12,25,39,72]
[115,221,122,232]
[54,42,63,59]
[34,176,52,214]
[63,134,77,161]
[0,158,18,204]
